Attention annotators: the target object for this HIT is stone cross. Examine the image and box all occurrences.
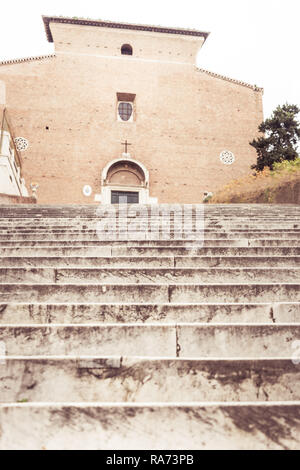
[121,140,131,154]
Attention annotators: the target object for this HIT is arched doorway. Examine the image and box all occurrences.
[100,158,156,204]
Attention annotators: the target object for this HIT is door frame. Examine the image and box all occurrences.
[96,157,158,204]
[111,190,139,204]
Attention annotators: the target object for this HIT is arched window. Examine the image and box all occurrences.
[106,161,145,187]
[121,44,133,56]
[100,157,151,204]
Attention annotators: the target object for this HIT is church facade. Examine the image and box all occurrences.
[0,16,263,204]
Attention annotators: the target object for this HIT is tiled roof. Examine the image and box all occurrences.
[197,67,263,92]
[0,54,55,67]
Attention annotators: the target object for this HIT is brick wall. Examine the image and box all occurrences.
[0,21,263,204]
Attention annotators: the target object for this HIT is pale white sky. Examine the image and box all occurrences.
[0,0,299,119]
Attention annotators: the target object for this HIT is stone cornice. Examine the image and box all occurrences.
[42,15,210,42]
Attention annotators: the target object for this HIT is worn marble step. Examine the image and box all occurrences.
[1,267,299,284]
[5,216,298,222]
[1,227,299,236]
[2,211,297,217]
[112,245,300,256]
[175,256,300,268]
[1,231,300,240]
[0,302,299,324]
[2,218,299,225]
[0,256,175,268]
[0,217,300,224]
[0,402,299,450]
[0,205,299,450]
[0,208,299,216]
[0,212,298,218]
[2,228,300,234]
[1,211,298,218]
[1,213,298,219]
[1,357,299,403]
[1,246,300,257]
[1,239,300,248]
[0,207,298,214]
[0,283,299,303]
[0,255,299,268]
[0,246,112,257]
[2,218,298,223]
[0,323,299,357]
[207,224,300,230]
[0,245,300,258]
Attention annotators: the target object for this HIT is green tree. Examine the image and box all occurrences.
[250,103,300,171]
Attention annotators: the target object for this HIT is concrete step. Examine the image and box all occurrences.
[0,255,299,268]
[0,246,299,257]
[0,283,299,303]
[1,357,299,403]
[0,324,299,357]
[0,402,299,449]
[1,302,299,324]
[1,267,299,284]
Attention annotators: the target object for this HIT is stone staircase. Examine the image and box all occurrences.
[0,203,299,450]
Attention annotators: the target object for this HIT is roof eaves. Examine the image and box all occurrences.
[42,15,210,43]
[197,67,263,92]
[0,54,56,67]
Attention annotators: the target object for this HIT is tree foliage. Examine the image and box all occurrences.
[250,103,300,171]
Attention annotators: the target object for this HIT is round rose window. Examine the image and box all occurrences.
[14,137,29,152]
[220,150,235,165]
